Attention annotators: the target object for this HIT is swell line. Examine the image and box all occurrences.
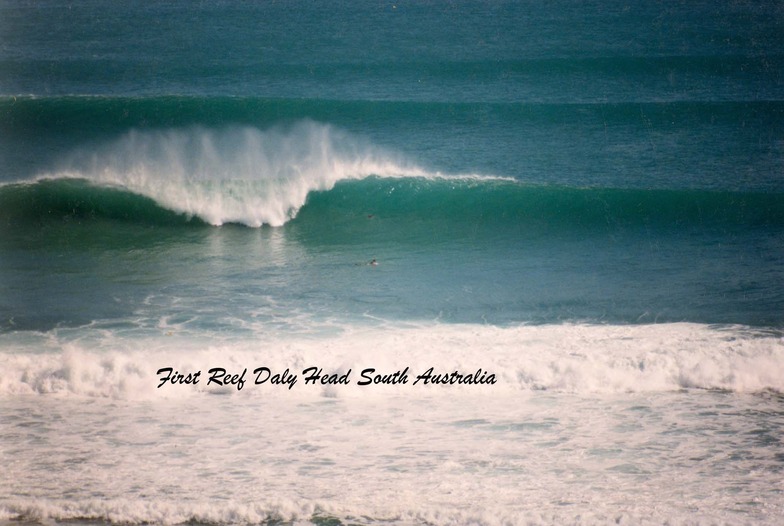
[2,175,782,231]
[3,95,783,136]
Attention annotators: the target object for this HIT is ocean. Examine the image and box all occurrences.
[1,1,783,524]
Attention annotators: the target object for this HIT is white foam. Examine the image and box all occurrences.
[3,375,782,526]
[0,497,755,526]
[3,323,783,526]
[1,322,781,399]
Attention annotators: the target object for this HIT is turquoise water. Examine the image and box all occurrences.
[1,0,783,332]
[2,174,784,330]
[2,1,784,525]
[1,102,783,329]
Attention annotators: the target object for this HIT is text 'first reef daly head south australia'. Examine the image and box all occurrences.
[155,366,497,391]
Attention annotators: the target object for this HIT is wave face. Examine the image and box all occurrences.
[299,177,784,232]
[0,177,199,226]
[2,166,782,232]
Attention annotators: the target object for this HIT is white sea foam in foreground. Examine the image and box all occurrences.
[2,322,782,398]
[2,323,783,525]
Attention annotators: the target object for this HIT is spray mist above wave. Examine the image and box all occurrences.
[50,121,436,227]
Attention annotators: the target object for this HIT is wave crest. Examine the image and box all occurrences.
[50,121,428,227]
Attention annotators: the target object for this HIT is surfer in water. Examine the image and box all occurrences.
[369,258,378,266]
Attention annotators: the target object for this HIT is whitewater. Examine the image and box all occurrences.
[2,323,783,399]
[2,322,783,526]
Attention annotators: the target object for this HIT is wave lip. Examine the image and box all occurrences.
[28,121,434,227]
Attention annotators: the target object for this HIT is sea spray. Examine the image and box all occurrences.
[52,121,428,226]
